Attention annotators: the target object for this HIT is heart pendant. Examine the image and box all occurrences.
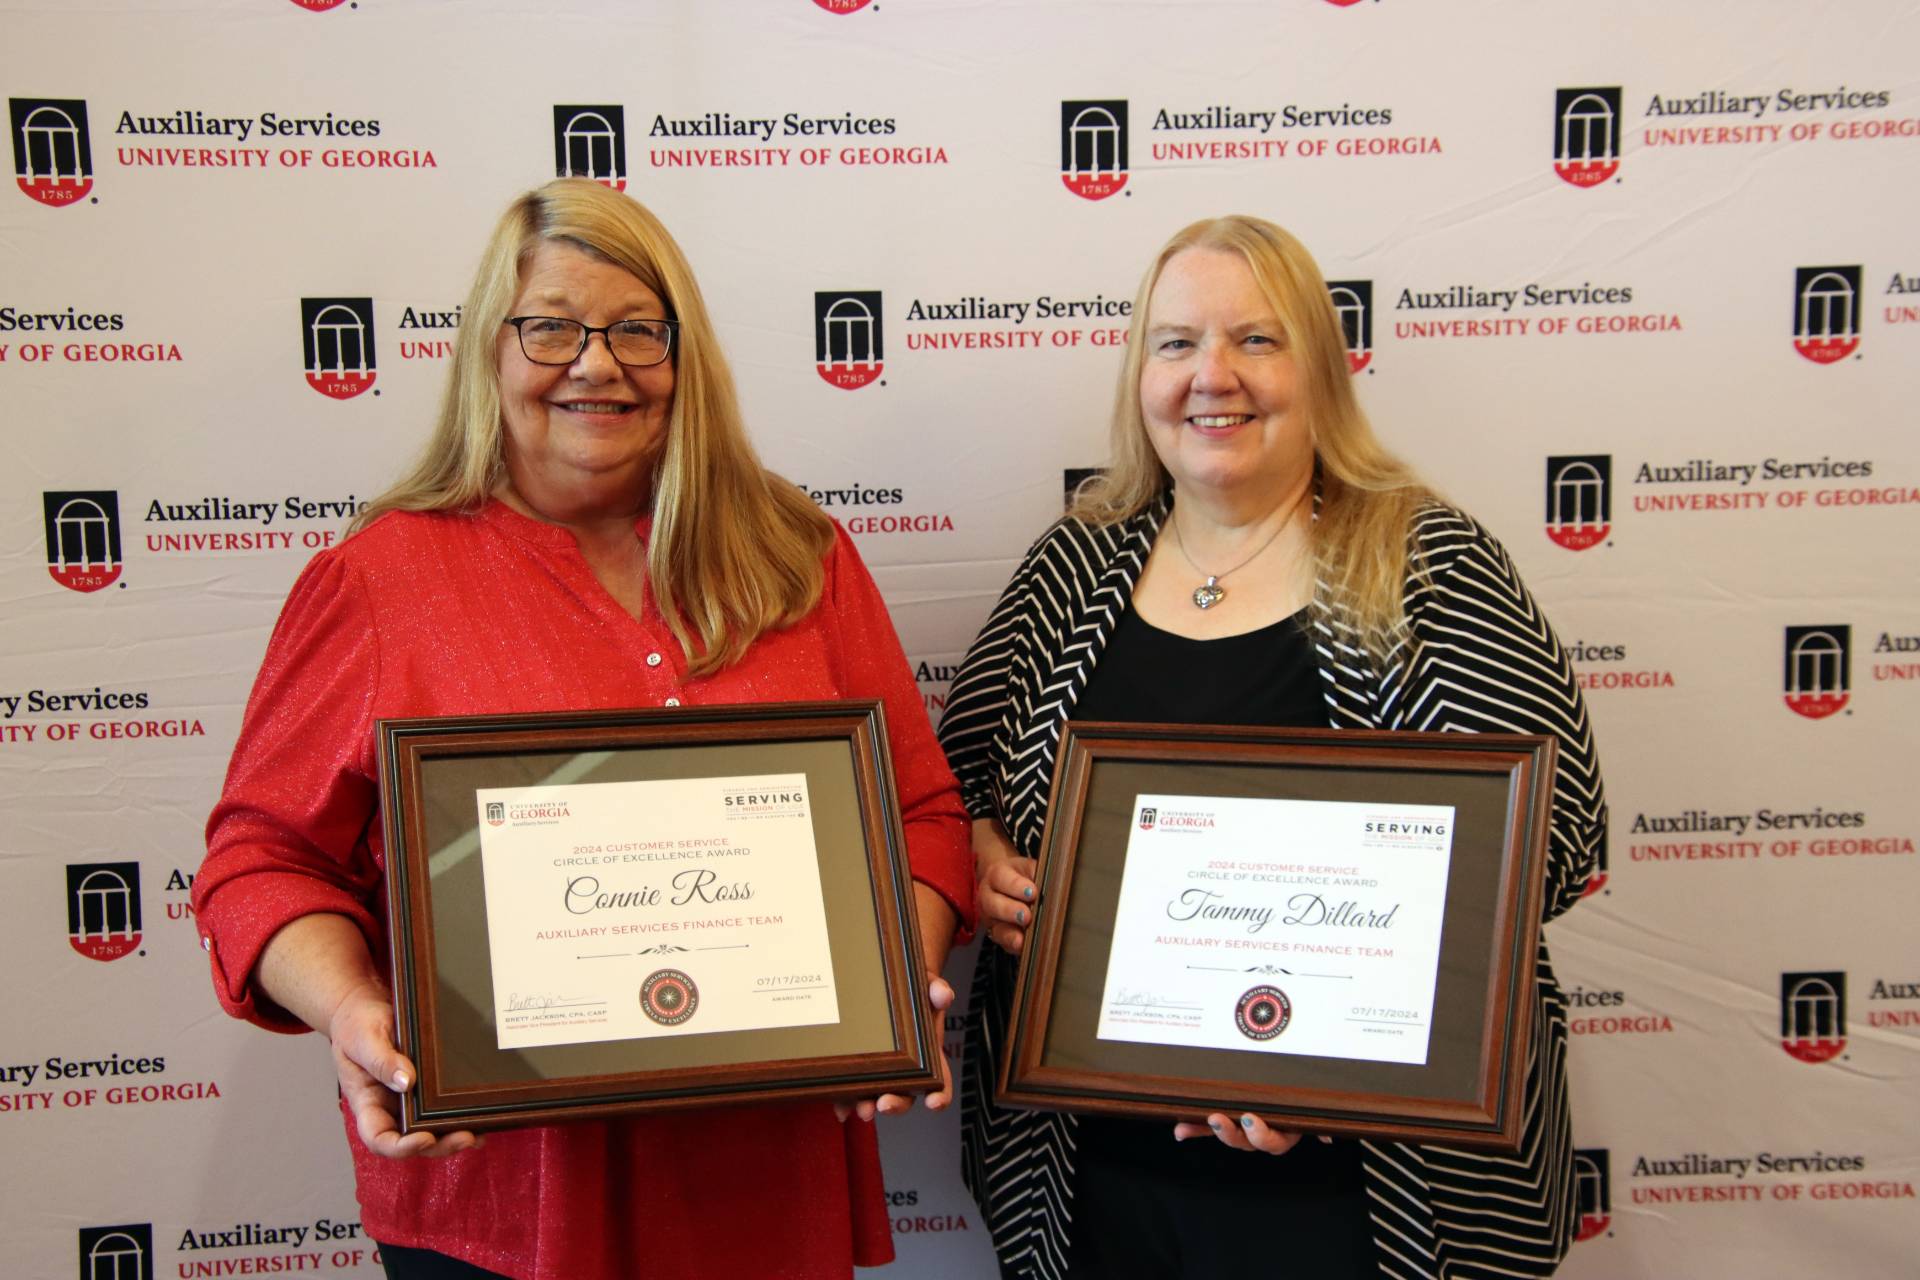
[1192,579,1225,610]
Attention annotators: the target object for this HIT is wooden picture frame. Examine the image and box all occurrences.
[997,722,1557,1152]
[377,700,938,1135]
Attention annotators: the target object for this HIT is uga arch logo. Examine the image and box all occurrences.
[1327,280,1372,373]
[79,1223,155,1280]
[1060,100,1127,200]
[814,291,883,389]
[300,297,378,399]
[1793,265,1862,364]
[67,862,143,962]
[1783,625,1849,719]
[1781,970,1846,1063]
[9,97,93,206]
[1544,455,1611,551]
[1578,840,1609,899]
[1573,1149,1611,1240]
[1553,87,1621,188]
[44,490,123,593]
[553,105,627,191]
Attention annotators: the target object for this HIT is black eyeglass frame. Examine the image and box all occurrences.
[502,315,680,367]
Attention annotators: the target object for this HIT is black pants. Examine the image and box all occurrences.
[379,1243,512,1280]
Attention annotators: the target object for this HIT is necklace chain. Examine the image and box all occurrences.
[1169,492,1306,610]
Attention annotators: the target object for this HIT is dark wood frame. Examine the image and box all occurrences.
[998,722,1557,1152]
[377,700,938,1135]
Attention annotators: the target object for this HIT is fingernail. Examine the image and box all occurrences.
[1240,1115,1254,1129]
[1016,908,1028,925]
[1209,1119,1221,1131]
[1023,887,1034,900]
[392,1071,409,1090]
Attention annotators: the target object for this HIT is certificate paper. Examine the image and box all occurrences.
[1097,794,1454,1066]
[475,773,839,1051]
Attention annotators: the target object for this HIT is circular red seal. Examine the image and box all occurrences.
[1235,985,1292,1041]
[640,969,699,1026]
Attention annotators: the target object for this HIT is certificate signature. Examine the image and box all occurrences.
[476,773,840,1051]
[1096,793,1454,1066]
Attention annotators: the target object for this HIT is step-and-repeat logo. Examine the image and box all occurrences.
[79,1223,154,1280]
[1553,87,1621,188]
[1781,970,1846,1063]
[1793,265,1862,364]
[812,0,875,11]
[1784,625,1850,719]
[1061,100,1127,200]
[553,105,627,191]
[44,491,123,593]
[290,0,352,10]
[299,297,377,399]
[1327,280,1372,373]
[67,862,143,961]
[814,291,883,389]
[1573,1149,1612,1240]
[9,97,93,206]
[1545,455,1611,550]
[1064,466,1102,509]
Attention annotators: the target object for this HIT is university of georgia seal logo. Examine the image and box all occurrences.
[1553,87,1621,188]
[9,97,93,207]
[1573,1149,1612,1241]
[43,490,123,593]
[1783,625,1850,719]
[300,297,378,399]
[641,968,699,1026]
[1793,265,1862,365]
[484,802,505,828]
[814,291,884,389]
[1327,280,1372,373]
[1137,806,1157,830]
[1234,985,1291,1041]
[1780,970,1846,1064]
[1545,455,1612,551]
[1060,100,1127,200]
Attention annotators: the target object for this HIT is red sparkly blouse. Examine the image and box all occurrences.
[195,501,973,1280]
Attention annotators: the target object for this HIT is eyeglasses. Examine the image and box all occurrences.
[503,315,678,367]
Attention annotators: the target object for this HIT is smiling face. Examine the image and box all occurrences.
[495,240,676,523]
[1138,247,1312,505]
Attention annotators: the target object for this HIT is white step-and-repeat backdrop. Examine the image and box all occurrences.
[5,2,1916,1277]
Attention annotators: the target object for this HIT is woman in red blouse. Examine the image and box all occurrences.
[194,178,973,1280]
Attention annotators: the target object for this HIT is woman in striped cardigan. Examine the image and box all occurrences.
[938,216,1606,1279]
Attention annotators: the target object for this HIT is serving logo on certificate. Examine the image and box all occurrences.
[1097,793,1454,1066]
[476,773,840,1051]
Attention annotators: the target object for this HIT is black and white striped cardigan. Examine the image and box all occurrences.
[937,493,1606,1280]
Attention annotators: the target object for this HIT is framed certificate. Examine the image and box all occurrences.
[997,722,1557,1152]
[376,701,939,1135]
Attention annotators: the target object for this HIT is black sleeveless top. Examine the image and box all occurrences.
[1063,605,1374,1275]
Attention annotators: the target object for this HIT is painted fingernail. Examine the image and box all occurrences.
[1209,1119,1222,1131]
[1023,887,1034,900]
[1240,1115,1255,1129]
[1016,909,1028,925]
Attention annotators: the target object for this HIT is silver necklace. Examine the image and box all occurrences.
[1169,498,1301,610]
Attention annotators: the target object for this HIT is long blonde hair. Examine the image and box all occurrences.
[1071,216,1433,660]
[352,178,832,676]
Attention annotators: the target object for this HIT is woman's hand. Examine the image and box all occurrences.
[837,975,956,1122]
[975,819,1037,956]
[258,914,479,1160]
[1174,1112,1323,1155]
[838,884,958,1122]
[326,978,481,1159]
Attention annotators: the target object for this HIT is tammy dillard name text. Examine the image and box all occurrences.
[565,867,753,915]
[1165,890,1401,935]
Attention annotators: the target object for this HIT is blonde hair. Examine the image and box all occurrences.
[352,178,832,676]
[1070,215,1434,659]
